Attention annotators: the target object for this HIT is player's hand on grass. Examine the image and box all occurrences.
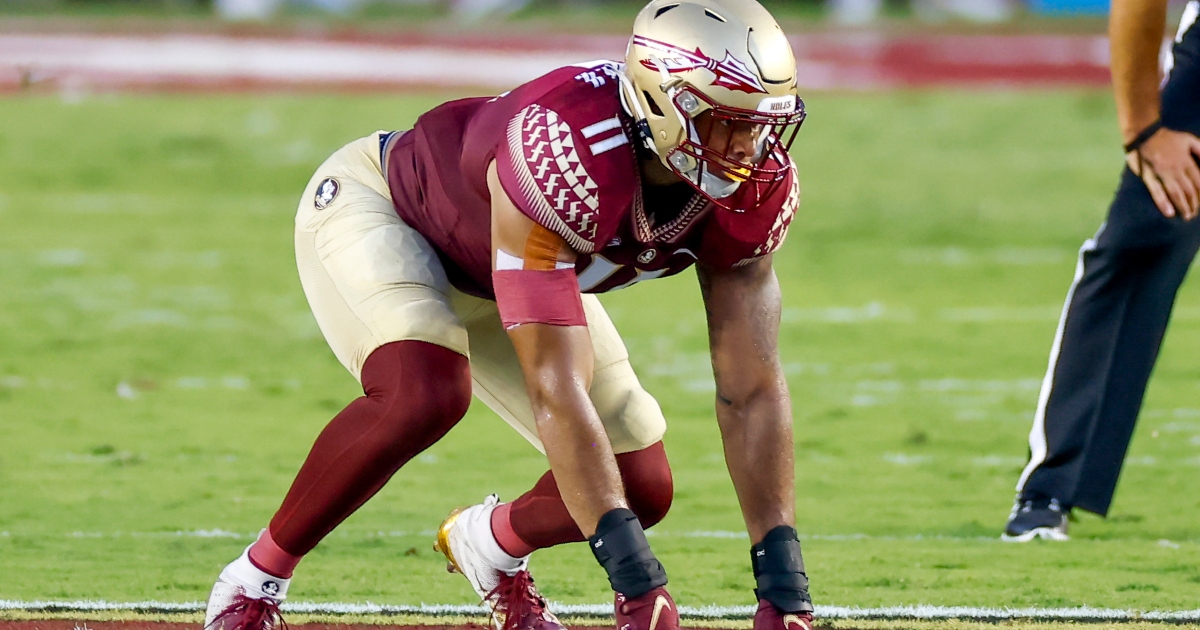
[1125,128,1200,220]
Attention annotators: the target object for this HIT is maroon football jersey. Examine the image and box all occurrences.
[386,60,798,300]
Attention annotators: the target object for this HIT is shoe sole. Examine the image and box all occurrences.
[1000,527,1069,542]
[434,507,467,574]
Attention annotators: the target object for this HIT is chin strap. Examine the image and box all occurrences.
[617,71,657,154]
[699,168,741,200]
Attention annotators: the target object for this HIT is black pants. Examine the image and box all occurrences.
[1016,3,1200,516]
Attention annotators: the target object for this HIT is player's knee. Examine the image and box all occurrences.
[617,441,674,528]
[629,475,673,529]
[361,341,471,446]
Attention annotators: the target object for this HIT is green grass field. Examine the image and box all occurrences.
[2,90,1200,613]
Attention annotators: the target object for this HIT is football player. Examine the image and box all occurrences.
[203,1,813,630]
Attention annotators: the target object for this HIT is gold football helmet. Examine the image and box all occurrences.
[619,0,805,211]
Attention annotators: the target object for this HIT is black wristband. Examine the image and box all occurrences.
[1123,119,1163,154]
[751,525,814,614]
[589,508,668,599]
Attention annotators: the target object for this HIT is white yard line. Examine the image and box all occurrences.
[6,529,1199,545]
[1,599,1199,620]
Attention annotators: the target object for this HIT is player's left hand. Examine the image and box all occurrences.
[752,599,813,630]
[1125,128,1200,221]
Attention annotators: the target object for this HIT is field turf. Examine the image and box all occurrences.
[2,90,1200,613]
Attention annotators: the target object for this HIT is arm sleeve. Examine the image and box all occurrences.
[493,267,587,329]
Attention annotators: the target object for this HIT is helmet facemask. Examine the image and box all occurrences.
[659,82,805,212]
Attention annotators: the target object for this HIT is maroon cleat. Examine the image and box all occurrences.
[485,570,567,630]
[204,587,287,630]
[615,587,678,630]
[752,599,814,630]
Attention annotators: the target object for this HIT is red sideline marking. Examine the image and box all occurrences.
[0,32,1111,93]
[792,33,1111,88]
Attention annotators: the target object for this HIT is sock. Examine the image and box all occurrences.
[491,501,536,559]
[248,529,302,579]
[508,442,672,550]
[219,544,291,601]
[460,498,525,575]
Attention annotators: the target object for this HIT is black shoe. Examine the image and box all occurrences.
[1001,496,1069,542]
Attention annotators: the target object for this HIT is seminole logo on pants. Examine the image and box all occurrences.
[314,178,340,210]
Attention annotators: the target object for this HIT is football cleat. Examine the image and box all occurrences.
[1002,496,1070,542]
[204,582,286,630]
[482,570,565,630]
[752,599,814,630]
[435,495,565,630]
[205,542,291,630]
[615,587,679,630]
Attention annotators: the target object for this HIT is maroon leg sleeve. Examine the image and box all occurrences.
[266,340,472,557]
[507,441,673,550]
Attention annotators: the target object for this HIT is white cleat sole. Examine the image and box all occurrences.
[1001,527,1070,542]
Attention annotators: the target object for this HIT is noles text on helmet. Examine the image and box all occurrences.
[619,0,806,212]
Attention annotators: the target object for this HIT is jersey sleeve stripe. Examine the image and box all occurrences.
[580,116,623,139]
[588,133,630,156]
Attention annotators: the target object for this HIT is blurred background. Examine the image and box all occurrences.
[0,0,1151,96]
[0,0,1128,28]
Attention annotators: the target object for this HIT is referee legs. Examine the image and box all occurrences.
[1013,3,1200,521]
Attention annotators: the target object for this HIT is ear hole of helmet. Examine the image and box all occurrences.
[643,91,665,117]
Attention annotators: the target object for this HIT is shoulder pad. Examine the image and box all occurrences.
[750,161,799,259]
[568,61,624,90]
[703,158,799,268]
[496,78,636,253]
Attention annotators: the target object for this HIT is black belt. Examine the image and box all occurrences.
[379,130,399,166]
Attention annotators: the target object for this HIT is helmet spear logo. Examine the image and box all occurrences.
[633,35,766,95]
